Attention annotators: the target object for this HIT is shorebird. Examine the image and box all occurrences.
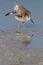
[5,1,34,26]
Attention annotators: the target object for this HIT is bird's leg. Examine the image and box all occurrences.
[21,22,24,31]
[17,21,20,32]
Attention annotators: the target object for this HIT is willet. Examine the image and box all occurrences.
[5,1,34,29]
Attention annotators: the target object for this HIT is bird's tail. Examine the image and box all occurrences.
[5,11,16,16]
[30,19,34,24]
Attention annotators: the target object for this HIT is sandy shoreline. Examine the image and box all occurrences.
[0,47,43,65]
[0,30,43,65]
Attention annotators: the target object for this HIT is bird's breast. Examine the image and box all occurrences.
[15,16,31,22]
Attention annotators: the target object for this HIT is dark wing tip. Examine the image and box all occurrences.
[5,13,10,16]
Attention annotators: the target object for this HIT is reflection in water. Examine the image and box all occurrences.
[16,31,33,48]
[0,30,43,65]
[0,30,43,49]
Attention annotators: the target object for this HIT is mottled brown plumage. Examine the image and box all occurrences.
[5,1,34,23]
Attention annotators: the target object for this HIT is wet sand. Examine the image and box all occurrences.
[0,47,43,65]
[0,30,43,65]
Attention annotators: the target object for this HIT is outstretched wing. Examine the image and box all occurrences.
[5,11,16,16]
[14,1,20,11]
[14,1,31,17]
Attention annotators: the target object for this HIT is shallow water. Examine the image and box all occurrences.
[0,0,43,48]
[0,0,43,65]
[0,30,43,65]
